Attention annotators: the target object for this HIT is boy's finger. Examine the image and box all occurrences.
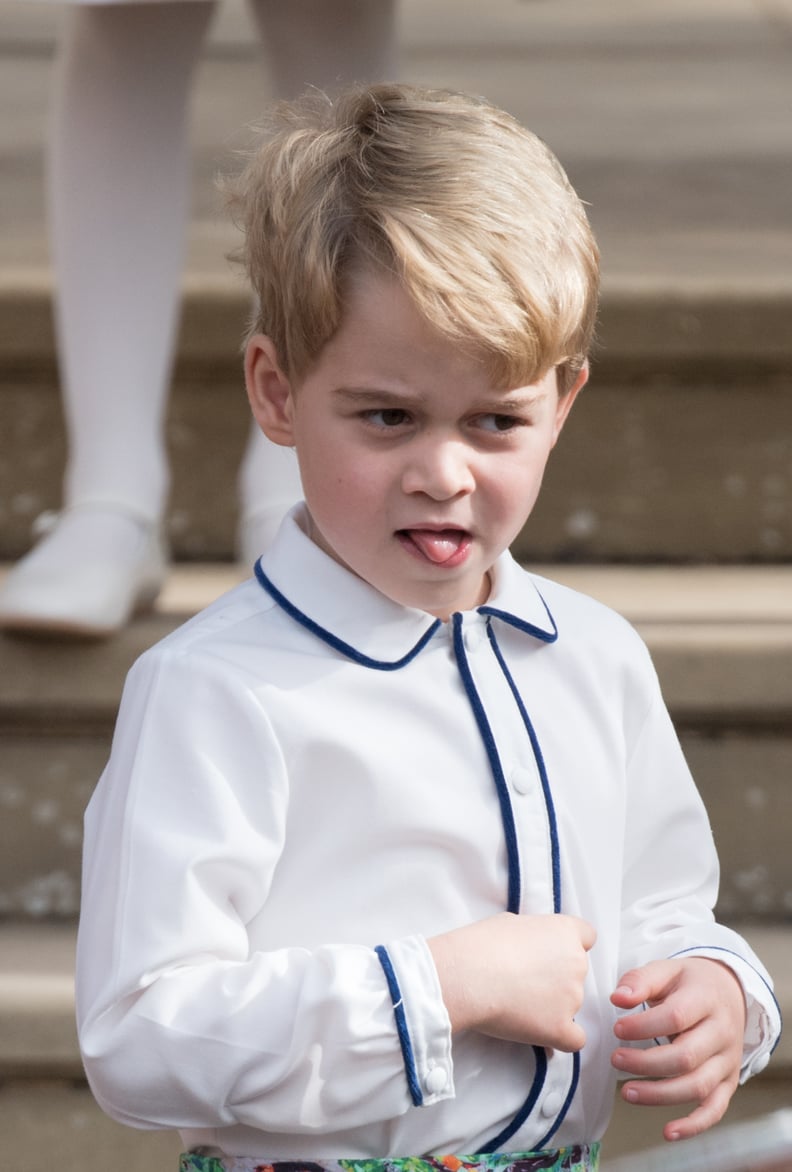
[613,996,704,1044]
[612,1022,714,1079]
[611,958,679,1009]
[612,1043,680,1080]
[548,1021,588,1054]
[618,1054,729,1113]
[578,919,597,951]
[661,1082,735,1142]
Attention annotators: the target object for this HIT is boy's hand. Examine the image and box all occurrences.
[610,957,747,1142]
[429,912,595,1052]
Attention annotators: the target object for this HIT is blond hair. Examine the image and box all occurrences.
[227,84,599,393]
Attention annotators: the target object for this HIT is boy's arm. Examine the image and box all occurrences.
[615,671,781,1137]
[77,648,454,1134]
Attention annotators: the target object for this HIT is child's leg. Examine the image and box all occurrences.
[236,0,397,564]
[53,0,214,519]
[248,0,398,99]
[0,1,214,634]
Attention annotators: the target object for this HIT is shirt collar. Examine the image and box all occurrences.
[255,505,558,668]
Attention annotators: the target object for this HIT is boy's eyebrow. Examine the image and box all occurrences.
[488,389,547,409]
[331,386,413,404]
[331,386,547,408]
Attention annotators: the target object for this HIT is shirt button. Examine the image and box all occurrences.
[510,766,535,795]
[424,1067,448,1095]
[464,625,486,653]
[541,1090,563,1117]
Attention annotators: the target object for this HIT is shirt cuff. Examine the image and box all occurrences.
[375,935,454,1108]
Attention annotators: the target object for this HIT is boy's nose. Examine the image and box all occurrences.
[401,438,476,500]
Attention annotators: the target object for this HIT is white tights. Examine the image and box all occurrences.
[50,0,397,543]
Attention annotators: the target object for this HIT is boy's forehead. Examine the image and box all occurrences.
[327,264,561,397]
[329,270,488,373]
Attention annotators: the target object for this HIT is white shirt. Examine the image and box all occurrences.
[76,507,781,1159]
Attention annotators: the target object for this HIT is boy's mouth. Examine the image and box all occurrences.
[397,528,471,566]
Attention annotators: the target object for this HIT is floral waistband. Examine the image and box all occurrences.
[180,1144,600,1172]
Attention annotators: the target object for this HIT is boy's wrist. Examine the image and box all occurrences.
[427,927,474,1034]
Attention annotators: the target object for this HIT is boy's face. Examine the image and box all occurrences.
[246,271,585,619]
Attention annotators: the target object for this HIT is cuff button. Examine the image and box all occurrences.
[424,1067,448,1094]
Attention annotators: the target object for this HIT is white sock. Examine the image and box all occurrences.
[249,0,398,99]
[49,2,215,523]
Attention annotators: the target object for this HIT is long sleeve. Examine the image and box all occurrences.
[618,661,781,1079]
[76,645,453,1134]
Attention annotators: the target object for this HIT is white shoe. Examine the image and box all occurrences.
[0,503,167,638]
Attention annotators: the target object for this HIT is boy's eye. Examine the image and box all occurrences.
[478,413,521,432]
[367,408,411,428]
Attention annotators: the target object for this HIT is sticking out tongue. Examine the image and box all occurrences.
[406,529,467,564]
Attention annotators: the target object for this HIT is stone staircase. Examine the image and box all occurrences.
[1,1,791,1168]
[2,292,791,1170]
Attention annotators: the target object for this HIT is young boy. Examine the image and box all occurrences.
[76,85,781,1172]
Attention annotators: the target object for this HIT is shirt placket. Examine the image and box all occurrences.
[454,611,557,917]
[452,610,578,1150]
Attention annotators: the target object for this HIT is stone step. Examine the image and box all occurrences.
[1,563,791,921]
[6,0,792,293]
[4,0,792,564]
[2,279,792,562]
[0,921,789,1170]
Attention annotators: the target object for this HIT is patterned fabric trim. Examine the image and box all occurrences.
[179,1143,600,1172]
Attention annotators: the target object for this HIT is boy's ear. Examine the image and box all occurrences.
[245,334,296,447]
[551,361,589,447]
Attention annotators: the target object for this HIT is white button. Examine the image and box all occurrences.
[510,766,535,795]
[750,1052,770,1076]
[424,1066,448,1095]
[464,625,486,653]
[541,1090,563,1117]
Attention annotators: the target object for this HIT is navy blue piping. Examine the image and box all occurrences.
[487,625,562,914]
[479,1047,548,1153]
[453,613,555,1153]
[536,1050,581,1149]
[478,617,572,1150]
[254,561,441,670]
[452,613,521,914]
[374,945,423,1107]
[478,586,558,645]
[670,946,782,1056]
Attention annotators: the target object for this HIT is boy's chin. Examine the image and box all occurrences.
[390,572,493,620]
